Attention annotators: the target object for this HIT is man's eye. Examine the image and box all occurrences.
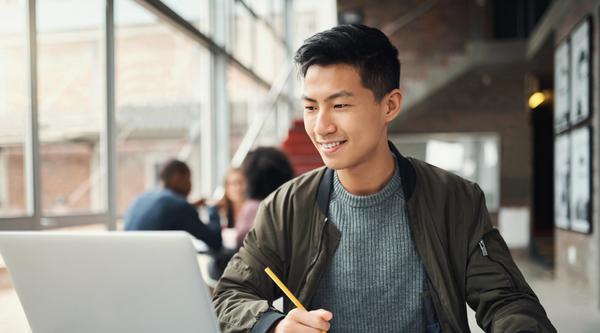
[304,106,316,112]
[334,104,350,109]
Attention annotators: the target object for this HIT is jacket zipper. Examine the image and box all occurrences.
[294,217,329,310]
[479,238,518,291]
[308,217,328,268]
[478,240,488,256]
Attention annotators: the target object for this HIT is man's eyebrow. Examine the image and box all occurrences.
[302,95,317,103]
[301,91,354,103]
[325,91,353,101]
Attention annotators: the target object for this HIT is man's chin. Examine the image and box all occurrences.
[322,158,346,171]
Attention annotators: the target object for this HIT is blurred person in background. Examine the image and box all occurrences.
[235,147,294,248]
[207,150,293,280]
[217,167,247,229]
[123,159,222,251]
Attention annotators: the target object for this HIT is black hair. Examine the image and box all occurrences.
[242,147,294,200]
[294,24,400,101]
[159,159,190,183]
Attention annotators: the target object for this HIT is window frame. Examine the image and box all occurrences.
[0,0,295,231]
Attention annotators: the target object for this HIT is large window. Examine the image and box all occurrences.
[115,0,210,214]
[37,0,106,216]
[0,0,29,217]
[0,0,310,230]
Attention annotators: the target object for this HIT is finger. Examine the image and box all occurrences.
[296,322,327,333]
[311,309,333,321]
[278,318,324,333]
[288,309,331,331]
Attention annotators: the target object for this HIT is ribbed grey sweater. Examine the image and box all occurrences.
[310,164,426,332]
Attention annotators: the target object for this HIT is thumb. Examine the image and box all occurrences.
[312,309,333,321]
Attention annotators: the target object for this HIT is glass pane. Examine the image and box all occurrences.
[162,0,211,36]
[227,65,269,156]
[249,0,273,23]
[37,0,105,216]
[116,0,210,215]
[231,2,254,68]
[272,0,284,37]
[0,0,28,217]
[255,20,284,82]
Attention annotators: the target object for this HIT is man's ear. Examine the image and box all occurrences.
[383,88,402,122]
[382,89,402,124]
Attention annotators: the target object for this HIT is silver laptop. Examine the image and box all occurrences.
[0,231,221,333]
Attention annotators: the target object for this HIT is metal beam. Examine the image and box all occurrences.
[105,0,117,230]
[24,0,41,230]
[0,217,38,230]
[39,214,110,230]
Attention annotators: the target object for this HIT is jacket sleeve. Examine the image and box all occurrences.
[178,203,223,251]
[465,186,556,333]
[212,198,285,333]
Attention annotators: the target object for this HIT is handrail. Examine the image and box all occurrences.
[211,60,295,199]
[230,60,294,168]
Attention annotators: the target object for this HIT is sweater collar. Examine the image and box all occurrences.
[316,141,416,216]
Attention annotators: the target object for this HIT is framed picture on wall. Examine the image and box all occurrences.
[554,40,570,132]
[570,17,593,125]
[554,133,570,230]
[569,126,592,233]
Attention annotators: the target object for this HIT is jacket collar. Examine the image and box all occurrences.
[316,140,416,217]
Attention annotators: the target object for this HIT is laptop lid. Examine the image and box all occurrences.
[0,231,221,333]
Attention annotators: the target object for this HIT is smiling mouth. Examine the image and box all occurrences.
[318,140,347,151]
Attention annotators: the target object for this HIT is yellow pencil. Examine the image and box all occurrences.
[264,267,327,333]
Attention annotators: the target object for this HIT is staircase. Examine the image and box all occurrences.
[402,40,526,113]
[281,119,324,176]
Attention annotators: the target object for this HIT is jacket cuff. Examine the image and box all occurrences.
[250,310,285,333]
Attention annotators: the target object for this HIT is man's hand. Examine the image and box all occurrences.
[271,309,333,332]
[190,198,207,208]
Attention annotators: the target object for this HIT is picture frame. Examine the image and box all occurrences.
[554,40,570,132]
[554,132,571,230]
[570,17,593,126]
[569,126,593,234]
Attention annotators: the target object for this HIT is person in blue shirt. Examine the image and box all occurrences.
[124,159,222,251]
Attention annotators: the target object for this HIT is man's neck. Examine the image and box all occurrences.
[336,144,396,195]
[164,186,186,198]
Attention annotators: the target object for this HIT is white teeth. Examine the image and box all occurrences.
[321,141,343,149]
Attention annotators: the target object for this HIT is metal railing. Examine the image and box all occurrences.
[210,60,295,199]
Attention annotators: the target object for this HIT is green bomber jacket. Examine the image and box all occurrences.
[212,142,555,333]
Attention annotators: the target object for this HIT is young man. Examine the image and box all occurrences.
[213,25,555,333]
[124,159,222,251]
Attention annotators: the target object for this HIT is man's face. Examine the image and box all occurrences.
[302,64,394,171]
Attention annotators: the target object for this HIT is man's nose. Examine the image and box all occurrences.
[315,109,336,136]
